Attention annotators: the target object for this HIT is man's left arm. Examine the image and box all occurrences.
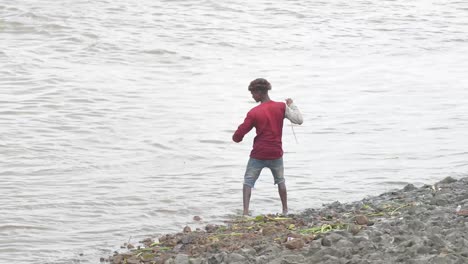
[285,98,303,125]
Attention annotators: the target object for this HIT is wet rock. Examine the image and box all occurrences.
[335,239,354,248]
[259,244,281,255]
[282,254,306,263]
[239,246,256,255]
[285,238,304,250]
[180,234,195,244]
[164,258,175,264]
[183,226,192,233]
[326,232,343,243]
[348,224,361,235]
[208,252,227,263]
[262,226,278,236]
[189,258,203,264]
[355,215,369,225]
[407,219,425,231]
[140,238,154,247]
[126,243,134,249]
[125,256,139,264]
[227,253,246,262]
[174,254,189,264]
[321,237,332,247]
[112,254,123,264]
[403,184,417,192]
[457,209,468,216]
[439,176,457,184]
[193,216,202,221]
[205,224,217,233]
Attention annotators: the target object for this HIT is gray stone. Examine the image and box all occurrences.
[259,244,281,254]
[189,258,203,264]
[285,238,305,250]
[174,254,190,264]
[439,176,457,184]
[416,246,431,255]
[426,234,445,249]
[321,237,332,247]
[355,215,369,225]
[407,219,426,232]
[211,252,227,263]
[239,246,256,256]
[316,247,343,259]
[403,184,417,192]
[227,253,246,263]
[335,239,354,248]
[282,254,306,264]
[165,258,175,264]
[327,232,344,243]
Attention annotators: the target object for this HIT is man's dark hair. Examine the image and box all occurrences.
[248,78,271,93]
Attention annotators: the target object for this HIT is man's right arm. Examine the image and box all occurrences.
[232,112,255,142]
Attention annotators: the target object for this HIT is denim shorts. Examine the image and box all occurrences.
[243,157,284,188]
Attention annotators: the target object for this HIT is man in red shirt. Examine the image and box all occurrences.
[232,78,303,216]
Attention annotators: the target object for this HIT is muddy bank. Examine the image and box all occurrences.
[104,176,468,264]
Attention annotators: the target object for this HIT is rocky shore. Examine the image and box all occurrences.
[104,176,468,264]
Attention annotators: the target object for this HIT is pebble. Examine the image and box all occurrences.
[355,215,369,225]
[183,226,191,233]
[285,238,305,250]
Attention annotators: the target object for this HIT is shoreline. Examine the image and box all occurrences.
[104,176,468,264]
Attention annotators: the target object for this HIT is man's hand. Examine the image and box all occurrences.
[285,98,293,106]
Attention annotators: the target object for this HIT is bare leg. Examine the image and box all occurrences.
[243,184,252,215]
[277,182,288,215]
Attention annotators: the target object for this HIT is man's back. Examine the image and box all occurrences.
[233,100,286,160]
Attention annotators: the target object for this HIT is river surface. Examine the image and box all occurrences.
[1,0,468,263]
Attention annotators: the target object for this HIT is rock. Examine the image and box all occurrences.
[126,243,134,249]
[457,209,468,216]
[302,234,316,243]
[335,239,354,248]
[181,234,195,244]
[355,215,369,225]
[416,246,431,254]
[164,258,175,264]
[112,255,124,264]
[193,216,202,221]
[282,254,306,263]
[126,256,139,264]
[259,244,281,255]
[348,224,361,235]
[439,176,457,184]
[189,258,202,264]
[403,184,417,192]
[183,226,192,233]
[262,226,278,236]
[326,232,343,243]
[205,224,217,233]
[208,252,227,263]
[174,254,189,264]
[285,238,305,250]
[321,237,332,247]
[407,219,425,231]
[239,246,256,256]
[141,238,154,247]
[228,253,246,262]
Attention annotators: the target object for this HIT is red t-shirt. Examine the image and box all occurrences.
[233,100,286,160]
